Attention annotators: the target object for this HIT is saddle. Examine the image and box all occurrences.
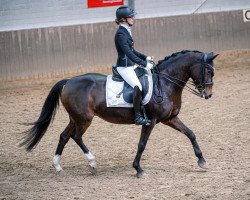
[111,66,149,103]
[106,66,153,107]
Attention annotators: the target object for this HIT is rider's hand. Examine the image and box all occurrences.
[146,56,154,62]
[146,62,154,70]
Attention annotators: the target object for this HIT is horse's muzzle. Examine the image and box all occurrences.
[204,87,213,99]
[205,93,212,99]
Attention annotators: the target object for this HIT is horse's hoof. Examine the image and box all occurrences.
[136,171,145,178]
[198,158,208,169]
[88,165,97,175]
[52,164,63,173]
[55,169,64,175]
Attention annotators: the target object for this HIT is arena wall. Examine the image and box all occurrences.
[1,0,248,31]
[0,1,250,82]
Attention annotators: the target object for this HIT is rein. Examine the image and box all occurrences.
[152,67,201,104]
[152,54,214,104]
[158,71,201,96]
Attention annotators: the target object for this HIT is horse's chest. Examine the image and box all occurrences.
[171,100,181,116]
[165,101,180,118]
[171,107,180,117]
[153,98,180,120]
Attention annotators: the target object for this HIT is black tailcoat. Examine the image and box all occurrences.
[115,26,147,67]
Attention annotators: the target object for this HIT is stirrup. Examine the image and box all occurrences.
[135,115,151,126]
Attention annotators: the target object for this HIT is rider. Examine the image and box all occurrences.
[115,6,153,125]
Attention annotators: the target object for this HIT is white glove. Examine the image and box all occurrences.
[146,56,154,62]
[146,62,153,70]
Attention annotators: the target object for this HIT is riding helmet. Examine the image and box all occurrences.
[116,6,135,23]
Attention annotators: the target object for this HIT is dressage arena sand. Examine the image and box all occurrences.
[0,50,250,200]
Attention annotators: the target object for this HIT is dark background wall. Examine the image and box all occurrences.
[1,0,248,32]
[0,10,250,81]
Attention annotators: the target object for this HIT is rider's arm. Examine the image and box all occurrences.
[116,32,147,67]
[133,50,147,61]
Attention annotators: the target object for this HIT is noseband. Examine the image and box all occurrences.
[153,53,214,103]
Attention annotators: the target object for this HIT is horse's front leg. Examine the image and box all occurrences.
[162,116,207,169]
[133,121,156,178]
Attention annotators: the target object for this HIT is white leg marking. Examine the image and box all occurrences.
[53,154,62,172]
[85,152,97,168]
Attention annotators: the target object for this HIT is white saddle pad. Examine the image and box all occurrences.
[106,69,153,107]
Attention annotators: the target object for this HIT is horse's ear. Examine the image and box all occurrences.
[207,53,219,62]
[212,53,219,60]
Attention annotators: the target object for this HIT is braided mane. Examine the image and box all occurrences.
[157,50,202,65]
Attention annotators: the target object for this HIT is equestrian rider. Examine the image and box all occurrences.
[115,6,153,125]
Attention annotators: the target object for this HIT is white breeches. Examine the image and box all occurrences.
[116,66,142,91]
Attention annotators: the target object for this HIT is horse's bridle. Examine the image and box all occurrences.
[194,54,214,93]
[152,53,214,103]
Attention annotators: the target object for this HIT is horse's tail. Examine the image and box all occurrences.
[20,79,68,151]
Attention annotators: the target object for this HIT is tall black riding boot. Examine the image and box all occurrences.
[133,86,151,126]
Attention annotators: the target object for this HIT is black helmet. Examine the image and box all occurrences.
[116,6,135,22]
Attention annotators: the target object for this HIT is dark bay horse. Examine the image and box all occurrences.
[20,50,218,177]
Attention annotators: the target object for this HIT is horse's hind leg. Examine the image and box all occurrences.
[71,120,97,174]
[53,123,74,172]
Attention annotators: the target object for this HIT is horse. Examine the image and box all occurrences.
[20,50,218,177]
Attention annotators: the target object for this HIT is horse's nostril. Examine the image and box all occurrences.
[205,94,212,99]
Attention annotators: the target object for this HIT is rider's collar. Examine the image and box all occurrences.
[120,24,132,37]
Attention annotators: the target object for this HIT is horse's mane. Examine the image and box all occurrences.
[157,50,202,65]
